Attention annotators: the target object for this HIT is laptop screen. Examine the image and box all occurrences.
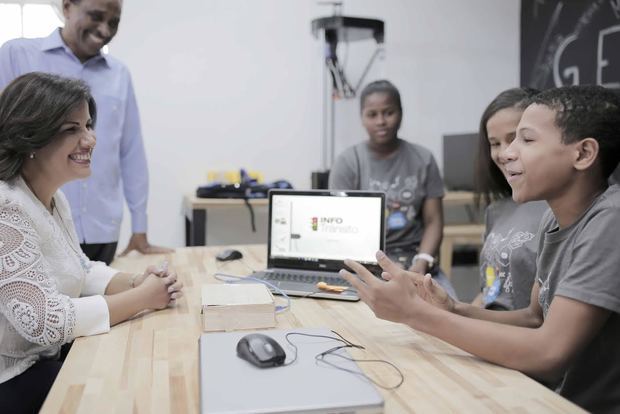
[267,190,385,273]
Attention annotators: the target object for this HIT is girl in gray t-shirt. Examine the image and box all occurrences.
[474,88,547,310]
[329,80,454,297]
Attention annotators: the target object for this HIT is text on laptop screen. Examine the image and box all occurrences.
[270,194,382,263]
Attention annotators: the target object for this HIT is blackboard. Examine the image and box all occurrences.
[521,0,620,89]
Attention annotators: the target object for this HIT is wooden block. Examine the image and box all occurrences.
[201,284,276,332]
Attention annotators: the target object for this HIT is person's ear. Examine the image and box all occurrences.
[62,0,72,20]
[573,138,599,171]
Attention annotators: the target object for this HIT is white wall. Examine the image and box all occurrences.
[110,0,520,249]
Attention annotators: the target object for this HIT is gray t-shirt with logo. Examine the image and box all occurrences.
[479,199,548,310]
[536,184,620,413]
[329,139,445,251]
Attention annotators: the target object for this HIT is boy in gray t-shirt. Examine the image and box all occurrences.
[536,185,620,410]
[340,85,620,413]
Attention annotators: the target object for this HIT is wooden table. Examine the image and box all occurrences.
[41,245,584,413]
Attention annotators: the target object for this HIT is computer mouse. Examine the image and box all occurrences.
[236,333,286,368]
[216,249,243,261]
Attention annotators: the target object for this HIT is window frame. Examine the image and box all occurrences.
[0,0,63,43]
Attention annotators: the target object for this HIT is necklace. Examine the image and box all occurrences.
[21,175,54,214]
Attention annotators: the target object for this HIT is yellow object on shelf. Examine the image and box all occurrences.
[207,170,264,184]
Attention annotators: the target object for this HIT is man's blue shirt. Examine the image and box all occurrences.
[0,29,149,243]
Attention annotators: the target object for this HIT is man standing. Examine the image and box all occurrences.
[0,0,172,264]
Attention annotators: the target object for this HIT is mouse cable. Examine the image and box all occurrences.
[283,330,404,390]
[283,330,363,366]
[213,272,291,313]
[242,197,257,233]
[213,269,325,301]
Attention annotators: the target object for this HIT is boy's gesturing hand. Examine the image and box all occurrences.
[341,251,458,325]
[409,272,456,313]
[340,251,421,324]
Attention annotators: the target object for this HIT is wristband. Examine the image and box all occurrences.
[413,253,435,267]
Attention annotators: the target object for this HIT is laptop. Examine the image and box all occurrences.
[252,190,386,301]
[199,327,385,414]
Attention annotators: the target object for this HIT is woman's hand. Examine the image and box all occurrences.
[163,273,184,306]
[132,263,175,288]
[105,270,185,325]
[137,274,174,310]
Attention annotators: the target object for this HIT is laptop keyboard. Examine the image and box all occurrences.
[258,271,352,287]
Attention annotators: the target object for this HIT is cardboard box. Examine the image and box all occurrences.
[201,284,276,332]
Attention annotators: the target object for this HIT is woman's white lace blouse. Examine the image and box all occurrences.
[0,177,117,383]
